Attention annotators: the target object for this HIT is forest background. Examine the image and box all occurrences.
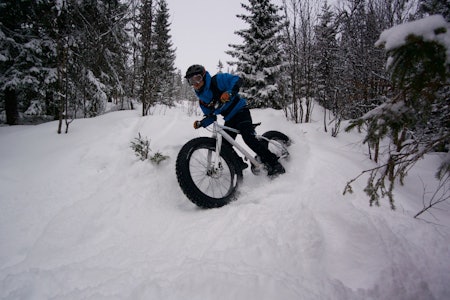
[0,0,449,210]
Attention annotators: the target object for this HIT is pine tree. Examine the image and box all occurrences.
[128,0,141,102]
[0,0,130,129]
[69,0,129,118]
[227,0,286,108]
[217,60,224,73]
[0,0,57,124]
[100,0,130,109]
[152,0,176,107]
[314,1,339,134]
[419,0,450,21]
[139,0,155,116]
[345,15,450,209]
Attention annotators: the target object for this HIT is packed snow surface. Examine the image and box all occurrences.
[1,103,449,299]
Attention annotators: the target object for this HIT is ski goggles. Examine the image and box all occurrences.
[187,74,203,86]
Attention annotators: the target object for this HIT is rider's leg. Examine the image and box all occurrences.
[222,118,248,170]
[241,125,285,176]
[240,123,278,165]
[226,109,284,176]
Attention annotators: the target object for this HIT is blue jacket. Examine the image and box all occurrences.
[196,71,247,127]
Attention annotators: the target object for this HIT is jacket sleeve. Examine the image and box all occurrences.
[231,77,242,96]
[217,73,241,97]
[199,103,213,116]
[200,114,217,127]
[197,103,215,128]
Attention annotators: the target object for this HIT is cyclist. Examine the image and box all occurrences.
[185,64,285,177]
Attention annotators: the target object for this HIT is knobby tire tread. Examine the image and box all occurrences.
[260,131,291,150]
[176,137,242,209]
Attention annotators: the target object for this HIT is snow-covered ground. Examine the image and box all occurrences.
[0,103,449,300]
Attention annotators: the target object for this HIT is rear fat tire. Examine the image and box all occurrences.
[260,131,291,157]
[176,137,243,208]
[261,131,290,145]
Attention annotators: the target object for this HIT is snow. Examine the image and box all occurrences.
[375,14,450,64]
[0,103,449,299]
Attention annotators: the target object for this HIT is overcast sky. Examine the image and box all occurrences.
[166,0,284,76]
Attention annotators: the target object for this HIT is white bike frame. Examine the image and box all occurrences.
[207,121,287,173]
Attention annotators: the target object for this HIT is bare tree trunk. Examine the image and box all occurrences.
[57,38,65,134]
[283,0,317,123]
[140,0,154,117]
[5,87,19,125]
[283,0,301,123]
[64,62,74,134]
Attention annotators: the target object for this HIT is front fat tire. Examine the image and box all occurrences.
[176,137,243,209]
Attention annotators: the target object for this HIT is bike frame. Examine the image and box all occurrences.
[207,121,267,172]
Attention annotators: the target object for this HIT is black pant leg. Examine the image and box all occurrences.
[226,108,278,166]
[240,124,278,165]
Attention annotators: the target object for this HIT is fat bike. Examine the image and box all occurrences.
[175,121,291,208]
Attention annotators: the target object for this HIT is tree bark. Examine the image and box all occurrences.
[5,87,19,125]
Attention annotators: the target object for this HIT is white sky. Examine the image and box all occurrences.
[166,0,284,75]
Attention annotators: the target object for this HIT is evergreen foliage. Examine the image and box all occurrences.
[227,0,286,108]
[150,151,169,165]
[314,1,340,134]
[130,132,169,164]
[0,0,57,124]
[315,2,338,111]
[419,0,450,21]
[0,0,129,129]
[345,15,450,209]
[136,0,176,116]
[152,0,177,107]
[0,0,448,215]
[131,132,150,161]
[336,0,390,120]
[138,0,155,116]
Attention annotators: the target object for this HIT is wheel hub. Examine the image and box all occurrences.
[207,162,223,178]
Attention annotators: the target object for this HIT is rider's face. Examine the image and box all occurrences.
[193,80,204,90]
[188,74,204,90]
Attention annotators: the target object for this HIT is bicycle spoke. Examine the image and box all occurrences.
[189,147,234,198]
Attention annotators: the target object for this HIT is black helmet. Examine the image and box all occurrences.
[185,64,205,78]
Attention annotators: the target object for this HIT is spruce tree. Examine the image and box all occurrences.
[314,1,339,134]
[0,0,129,128]
[227,0,286,108]
[69,0,129,118]
[139,0,155,116]
[345,15,450,209]
[0,0,56,124]
[337,0,387,120]
[152,0,176,107]
[419,0,450,21]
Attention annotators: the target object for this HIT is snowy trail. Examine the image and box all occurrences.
[1,105,449,299]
